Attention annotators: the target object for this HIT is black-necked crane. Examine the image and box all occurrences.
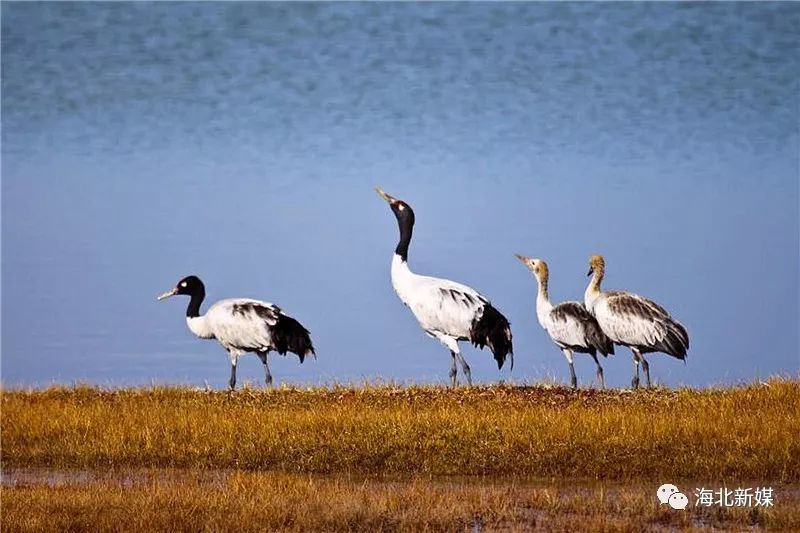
[157,275,315,389]
[375,187,513,386]
[584,255,689,388]
[516,255,614,388]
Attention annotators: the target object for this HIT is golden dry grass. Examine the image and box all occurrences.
[3,469,799,532]
[3,380,799,480]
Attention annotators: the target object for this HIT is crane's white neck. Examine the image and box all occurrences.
[390,253,418,305]
[186,315,215,339]
[391,253,414,279]
[584,270,603,311]
[535,275,553,326]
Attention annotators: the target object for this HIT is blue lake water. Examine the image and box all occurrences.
[2,2,798,389]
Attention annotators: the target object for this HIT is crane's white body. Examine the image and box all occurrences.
[391,254,488,349]
[585,288,682,353]
[537,297,593,352]
[187,298,282,355]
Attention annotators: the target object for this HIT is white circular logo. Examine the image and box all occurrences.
[668,492,689,510]
[657,484,679,504]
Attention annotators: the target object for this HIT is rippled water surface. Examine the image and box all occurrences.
[2,3,798,388]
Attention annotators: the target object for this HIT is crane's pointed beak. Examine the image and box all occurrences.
[375,187,396,204]
[157,287,178,301]
[515,254,534,269]
[587,267,594,277]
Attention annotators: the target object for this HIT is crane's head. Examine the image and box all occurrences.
[515,254,548,281]
[587,254,605,277]
[157,275,205,300]
[375,187,415,228]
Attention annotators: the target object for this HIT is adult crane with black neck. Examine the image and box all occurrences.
[157,275,314,390]
[375,187,513,386]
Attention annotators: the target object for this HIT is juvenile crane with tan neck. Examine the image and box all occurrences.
[516,255,614,388]
[584,255,689,388]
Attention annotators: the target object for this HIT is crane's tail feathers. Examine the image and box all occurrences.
[470,304,513,370]
[273,315,315,363]
[589,329,615,357]
[675,321,690,351]
[656,319,689,360]
[597,337,614,357]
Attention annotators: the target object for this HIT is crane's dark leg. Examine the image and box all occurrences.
[229,360,237,390]
[433,333,462,388]
[257,351,273,387]
[590,352,604,389]
[640,355,651,388]
[631,349,641,389]
[455,353,472,386]
[449,350,458,387]
[562,349,577,389]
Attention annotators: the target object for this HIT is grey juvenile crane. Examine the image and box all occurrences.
[516,255,614,388]
[584,255,689,388]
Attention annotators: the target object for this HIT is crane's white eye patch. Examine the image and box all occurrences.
[398,204,405,211]
[181,282,187,287]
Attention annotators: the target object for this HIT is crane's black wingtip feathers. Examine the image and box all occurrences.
[470,304,513,370]
[597,336,615,357]
[272,314,315,363]
[656,319,689,361]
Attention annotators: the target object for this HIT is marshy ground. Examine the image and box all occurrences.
[2,380,799,531]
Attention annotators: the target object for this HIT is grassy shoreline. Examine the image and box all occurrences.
[3,381,799,531]
[3,468,799,532]
[3,380,798,480]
